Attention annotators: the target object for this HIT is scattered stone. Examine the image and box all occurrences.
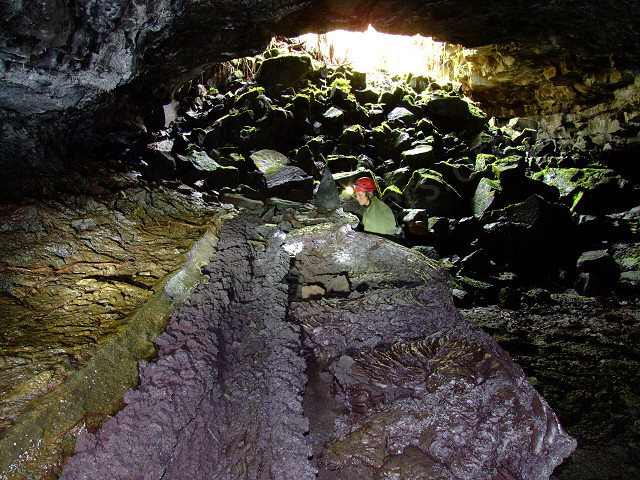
[256,54,314,87]
[575,250,620,295]
[423,95,487,137]
[315,167,341,213]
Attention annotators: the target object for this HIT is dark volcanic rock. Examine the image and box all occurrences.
[285,223,575,480]
[3,0,640,195]
[61,215,315,480]
[315,167,341,213]
[59,216,575,480]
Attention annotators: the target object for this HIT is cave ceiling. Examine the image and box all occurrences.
[1,0,640,194]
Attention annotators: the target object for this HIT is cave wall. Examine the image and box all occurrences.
[2,0,640,197]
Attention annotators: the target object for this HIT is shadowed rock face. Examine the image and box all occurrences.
[60,215,575,479]
[2,0,640,194]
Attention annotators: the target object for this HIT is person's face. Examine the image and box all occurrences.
[355,191,370,206]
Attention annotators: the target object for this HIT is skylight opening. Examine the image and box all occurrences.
[293,25,472,83]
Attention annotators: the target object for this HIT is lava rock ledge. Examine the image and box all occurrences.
[60,213,576,479]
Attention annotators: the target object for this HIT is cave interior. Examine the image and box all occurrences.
[1,0,639,479]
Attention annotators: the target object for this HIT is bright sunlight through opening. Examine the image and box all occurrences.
[295,25,466,81]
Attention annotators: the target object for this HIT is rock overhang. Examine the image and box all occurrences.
[2,0,640,193]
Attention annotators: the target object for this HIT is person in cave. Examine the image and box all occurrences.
[353,176,398,236]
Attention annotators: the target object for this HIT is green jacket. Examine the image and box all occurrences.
[362,196,397,235]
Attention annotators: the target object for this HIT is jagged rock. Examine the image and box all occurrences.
[400,144,437,170]
[478,195,577,281]
[575,250,620,293]
[285,222,575,480]
[402,168,464,217]
[315,167,341,213]
[423,95,487,137]
[176,150,239,188]
[387,106,415,126]
[256,54,314,87]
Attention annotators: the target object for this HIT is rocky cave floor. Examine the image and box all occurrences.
[0,189,638,479]
[460,294,640,480]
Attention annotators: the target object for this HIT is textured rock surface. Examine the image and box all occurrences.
[286,223,576,479]
[3,0,640,194]
[461,297,640,480]
[0,183,232,478]
[59,216,575,479]
[60,214,315,480]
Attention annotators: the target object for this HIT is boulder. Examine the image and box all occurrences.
[383,167,412,190]
[459,248,497,277]
[250,149,313,201]
[339,124,365,145]
[531,167,634,214]
[326,154,357,173]
[478,195,577,281]
[250,149,290,175]
[256,105,296,148]
[471,177,502,215]
[234,87,272,120]
[322,106,346,135]
[141,140,177,180]
[175,150,239,189]
[470,155,559,213]
[353,87,380,105]
[403,169,464,218]
[371,124,412,160]
[400,144,437,170]
[285,223,575,480]
[575,249,620,292]
[315,167,341,213]
[401,208,430,236]
[423,95,487,137]
[387,106,415,126]
[256,54,314,88]
[348,70,367,90]
[203,109,254,150]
